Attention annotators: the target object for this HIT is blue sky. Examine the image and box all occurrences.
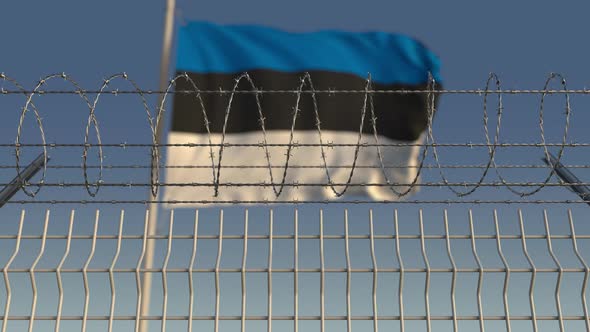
[2,1,590,331]
[1,0,589,215]
[2,0,590,200]
[4,0,590,84]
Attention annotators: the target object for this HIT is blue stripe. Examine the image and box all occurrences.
[176,21,442,85]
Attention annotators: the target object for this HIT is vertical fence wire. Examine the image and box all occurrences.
[519,210,538,332]
[108,211,124,332]
[1,211,24,332]
[28,211,49,332]
[161,211,174,332]
[81,211,99,332]
[443,210,458,332]
[344,210,352,332]
[469,210,485,332]
[55,211,74,332]
[319,210,325,332]
[188,210,198,332]
[241,210,248,332]
[369,210,378,332]
[543,210,564,332]
[214,211,223,332]
[569,210,590,331]
[293,209,298,332]
[135,211,149,332]
[394,210,404,332]
[419,210,431,332]
[494,210,511,332]
[268,210,273,332]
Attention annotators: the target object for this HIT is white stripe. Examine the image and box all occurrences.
[163,131,422,205]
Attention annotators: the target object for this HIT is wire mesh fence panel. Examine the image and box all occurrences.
[0,208,589,332]
[1,72,590,331]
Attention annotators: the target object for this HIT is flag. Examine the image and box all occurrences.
[164,21,441,204]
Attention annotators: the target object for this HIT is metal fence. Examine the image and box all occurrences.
[0,72,589,331]
[2,208,590,332]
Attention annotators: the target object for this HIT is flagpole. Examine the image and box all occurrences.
[140,0,176,330]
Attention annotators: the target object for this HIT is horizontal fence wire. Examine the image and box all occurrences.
[0,208,589,332]
[0,72,588,203]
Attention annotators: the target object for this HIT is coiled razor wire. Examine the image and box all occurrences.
[0,71,582,202]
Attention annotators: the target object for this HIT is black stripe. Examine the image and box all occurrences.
[171,70,439,142]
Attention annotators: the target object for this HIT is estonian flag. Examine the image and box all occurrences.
[164,21,441,204]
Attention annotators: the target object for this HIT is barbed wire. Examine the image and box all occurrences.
[0,163,589,169]
[4,181,590,187]
[3,143,590,147]
[1,71,585,202]
[3,89,590,95]
[3,200,590,205]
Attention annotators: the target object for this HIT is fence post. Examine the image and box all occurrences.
[140,0,176,331]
